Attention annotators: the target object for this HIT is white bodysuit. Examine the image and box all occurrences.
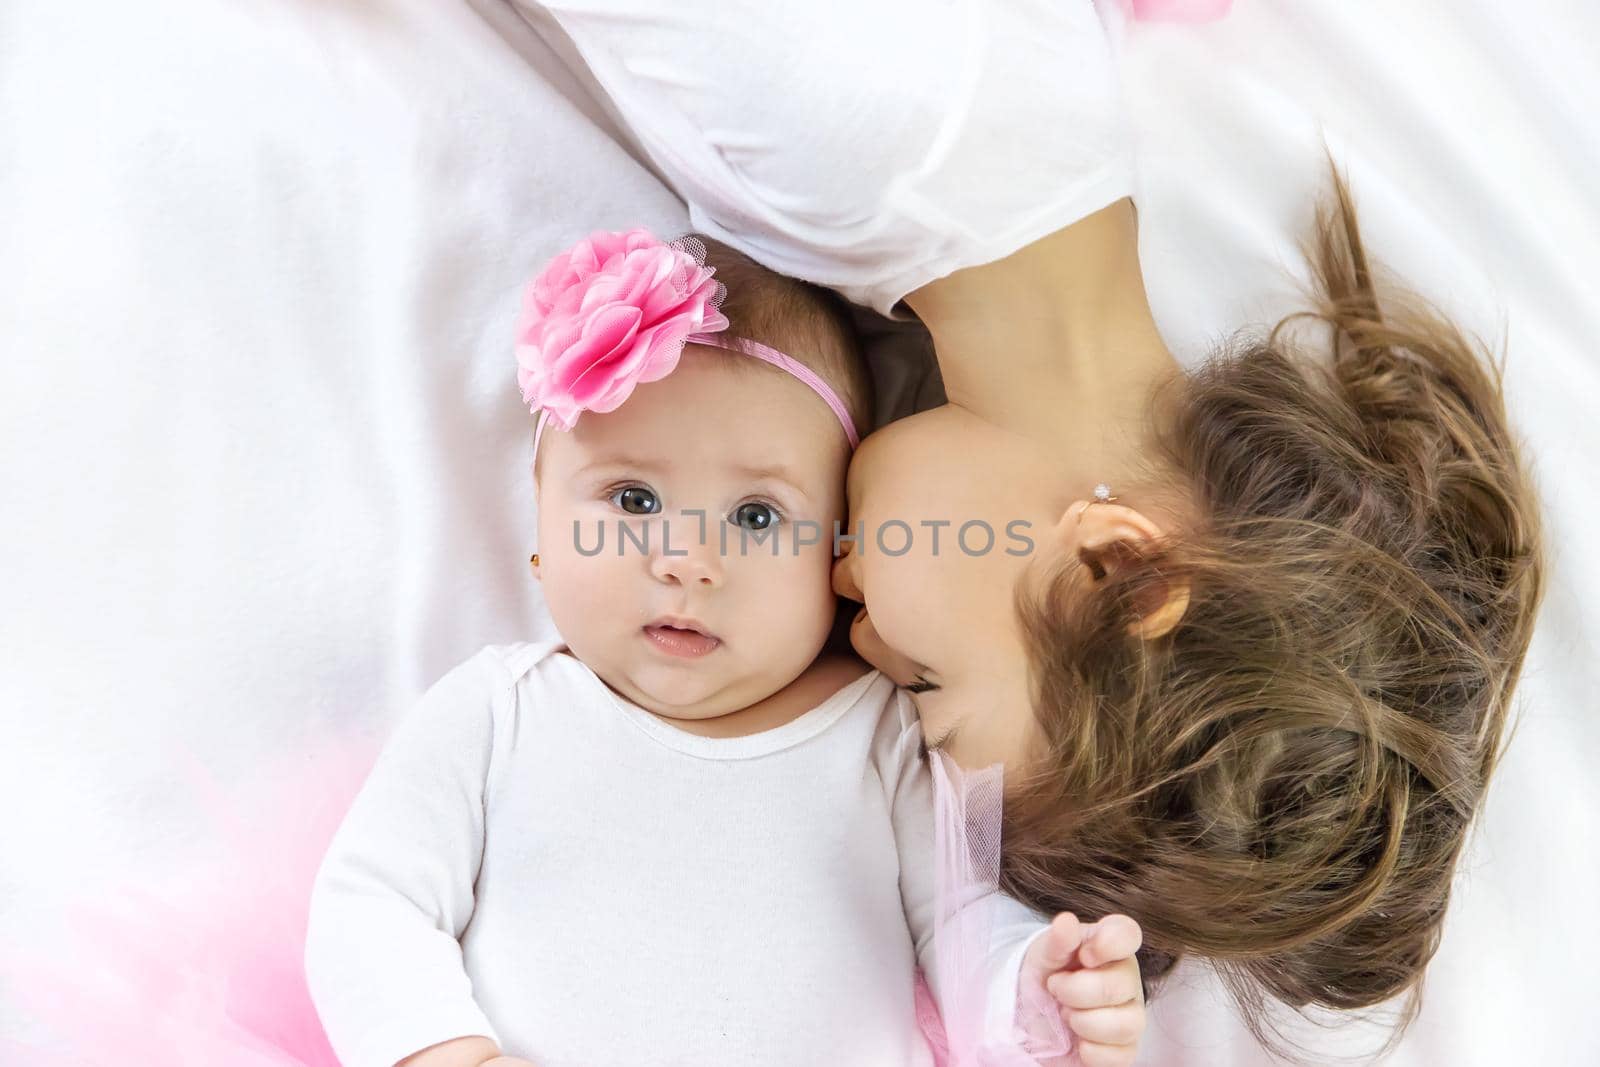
[306,640,1046,1067]
[521,0,1132,316]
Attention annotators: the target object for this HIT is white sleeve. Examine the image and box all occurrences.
[524,0,1130,317]
[876,694,1050,1046]
[304,650,514,1067]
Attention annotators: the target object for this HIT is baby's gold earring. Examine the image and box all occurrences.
[529,552,540,576]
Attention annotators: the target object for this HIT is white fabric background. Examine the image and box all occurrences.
[0,0,681,1045]
[1,1,1595,1064]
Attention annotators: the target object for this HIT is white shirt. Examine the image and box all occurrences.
[306,641,1046,1067]
[525,0,1132,316]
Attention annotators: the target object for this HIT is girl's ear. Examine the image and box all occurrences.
[1053,501,1190,639]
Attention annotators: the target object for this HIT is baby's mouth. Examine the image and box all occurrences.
[642,620,722,658]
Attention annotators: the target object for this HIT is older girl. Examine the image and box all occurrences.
[525,0,1544,1045]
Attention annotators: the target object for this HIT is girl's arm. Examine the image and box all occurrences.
[879,694,1147,1063]
[875,696,1053,1049]
[305,651,513,1067]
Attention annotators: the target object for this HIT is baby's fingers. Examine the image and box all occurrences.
[1022,912,1086,986]
[1047,958,1142,1010]
[1063,1001,1143,1046]
[1077,914,1143,970]
[1074,1038,1140,1067]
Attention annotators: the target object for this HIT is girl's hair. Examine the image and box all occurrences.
[695,236,875,438]
[1004,170,1543,1049]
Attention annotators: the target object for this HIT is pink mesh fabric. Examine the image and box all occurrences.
[920,753,1073,1066]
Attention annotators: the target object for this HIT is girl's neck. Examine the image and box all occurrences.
[903,198,1179,464]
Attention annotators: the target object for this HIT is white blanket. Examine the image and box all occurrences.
[0,1,1594,1064]
[0,0,682,1042]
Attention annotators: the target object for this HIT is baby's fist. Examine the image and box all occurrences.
[1023,912,1146,1067]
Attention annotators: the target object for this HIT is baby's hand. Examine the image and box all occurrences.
[1021,912,1146,1067]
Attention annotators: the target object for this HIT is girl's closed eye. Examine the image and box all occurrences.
[917,725,957,762]
[899,674,940,695]
[608,484,662,515]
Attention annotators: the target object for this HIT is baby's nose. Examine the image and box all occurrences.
[652,555,718,587]
[648,521,723,587]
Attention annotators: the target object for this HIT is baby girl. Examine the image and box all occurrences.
[304,231,1146,1067]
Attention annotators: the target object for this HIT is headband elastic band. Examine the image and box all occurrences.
[531,333,859,464]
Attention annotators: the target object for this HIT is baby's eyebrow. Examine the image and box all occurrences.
[729,462,813,501]
[574,453,668,475]
[572,455,816,502]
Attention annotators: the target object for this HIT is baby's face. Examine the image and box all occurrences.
[536,347,850,724]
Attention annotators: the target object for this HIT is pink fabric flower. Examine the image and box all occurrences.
[516,228,729,432]
[1128,0,1233,22]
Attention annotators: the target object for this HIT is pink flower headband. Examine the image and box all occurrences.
[516,228,859,464]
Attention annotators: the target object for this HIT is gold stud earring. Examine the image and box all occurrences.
[529,553,540,573]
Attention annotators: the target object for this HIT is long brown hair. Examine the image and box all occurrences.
[1005,171,1544,1048]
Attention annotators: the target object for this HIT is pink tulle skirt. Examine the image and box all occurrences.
[0,744,373,1066]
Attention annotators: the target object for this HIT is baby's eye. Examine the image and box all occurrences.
[609,485,660,515]
[729,501,781,531]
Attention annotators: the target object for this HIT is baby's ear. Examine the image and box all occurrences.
[1052,501,1190,639]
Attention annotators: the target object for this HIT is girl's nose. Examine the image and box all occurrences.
[831,542,863,601]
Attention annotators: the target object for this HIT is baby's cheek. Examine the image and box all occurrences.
[538,564,602,643]
[746,546,837,654]
[803,558,847,653]
[538,535,635,644]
